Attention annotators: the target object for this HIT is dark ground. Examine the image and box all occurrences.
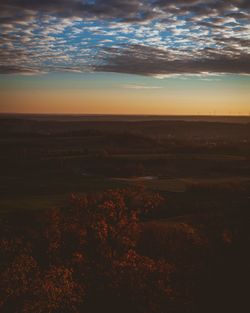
[0,114,250,212]
[1,114,250,313]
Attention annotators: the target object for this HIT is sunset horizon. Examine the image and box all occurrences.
[0,0,249,115]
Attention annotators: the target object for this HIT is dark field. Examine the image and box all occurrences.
[0,114,250,313]
[1,114,250,211]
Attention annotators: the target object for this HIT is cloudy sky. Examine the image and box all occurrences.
[0,0,249,114]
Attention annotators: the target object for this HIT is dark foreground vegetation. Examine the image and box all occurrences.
[1,187,250,313]
[0,115,250,312]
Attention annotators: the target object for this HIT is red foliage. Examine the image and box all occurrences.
[0,188,174,313]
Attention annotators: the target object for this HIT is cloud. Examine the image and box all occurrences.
[0,0,249,24]
[0,65,46,75]
[95,45,250,76]
[121,84,163,89]
[0,0,148,23]
[0,0,249,76]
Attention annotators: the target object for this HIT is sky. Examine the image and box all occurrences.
[0,0,249,115]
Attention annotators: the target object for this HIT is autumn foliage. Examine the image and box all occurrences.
[1,186,250,313]
[0,188,174,313]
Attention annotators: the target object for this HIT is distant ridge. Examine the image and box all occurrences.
[0,113,250,124]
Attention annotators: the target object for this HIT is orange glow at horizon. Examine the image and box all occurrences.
[0,86,250,116]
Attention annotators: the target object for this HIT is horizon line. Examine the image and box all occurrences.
[1,112,250,118]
